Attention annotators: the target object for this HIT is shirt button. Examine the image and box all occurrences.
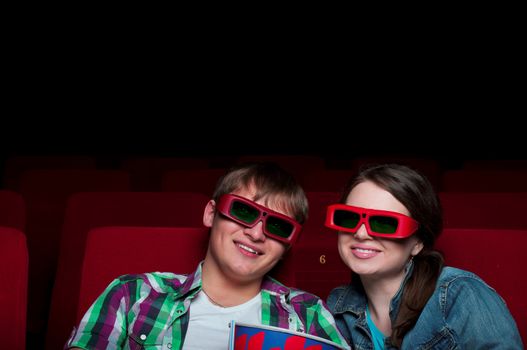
[167,343,172,349]
[140,334,147,341]
[288,317,293,323]
[177,310,183,314]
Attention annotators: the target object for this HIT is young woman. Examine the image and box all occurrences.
[326,164,522,349]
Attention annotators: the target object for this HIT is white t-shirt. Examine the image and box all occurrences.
[182,290,262,349]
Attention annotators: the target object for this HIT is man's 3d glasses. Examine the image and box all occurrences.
[217,194,302,245]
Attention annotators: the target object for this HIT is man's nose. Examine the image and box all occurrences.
[243,221,266,242]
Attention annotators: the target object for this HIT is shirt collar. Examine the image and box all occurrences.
[168,262,292,300]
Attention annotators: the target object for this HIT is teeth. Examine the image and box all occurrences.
[238,244,259,255]
[355,248,376,253]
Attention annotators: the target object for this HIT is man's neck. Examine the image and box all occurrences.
[201,259,263,307]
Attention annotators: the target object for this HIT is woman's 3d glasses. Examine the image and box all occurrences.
[217,194,302,245]
[325,204,419,239]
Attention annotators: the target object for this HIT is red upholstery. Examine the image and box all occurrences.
[463,159,527,170]
[351,157,441,190]
[0,190,25,230]
[0,227,28,350]
[161,168,226,195]
[120,157,209,191]
[436,228,527,344]
[440,192,527,229]
[294,192,349,300]
[46,192,208,350]
[236,155,326,183]
[77,226,210,321]
[77,225,297,323]
[441,170,527,192]
[19,170,130,336]
[301,169,355,192]
[3,155,96,190]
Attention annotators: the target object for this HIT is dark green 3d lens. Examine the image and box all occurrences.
[230,201,259,224]
[266,216,293,238]
[334,210,360,229]
[369,216,398,234]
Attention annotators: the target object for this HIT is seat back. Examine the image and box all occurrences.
[293,192,349,299]
[301,169,355,192]
[236,155,326,184]
[3,155,96,190]
[463,159,527,170]
[0,190,25,230]
[440,192,527,229]
[436,228,527,344]
[19,170,130,337]
[46,191,208,350]
[0,227,28,350]
[441,170,527,192]
[161,168,226,195]
[77,225,297,326]
[77,226,210,321]
[120,157,209,191]
[351,157,441,190]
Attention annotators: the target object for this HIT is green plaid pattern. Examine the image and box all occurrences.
[66,263,349,349]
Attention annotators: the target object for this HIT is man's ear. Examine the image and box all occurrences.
[203,200,216,228]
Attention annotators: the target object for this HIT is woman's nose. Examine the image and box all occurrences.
[353,223,372,240]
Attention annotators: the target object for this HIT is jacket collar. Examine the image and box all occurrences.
[332,259,415,317]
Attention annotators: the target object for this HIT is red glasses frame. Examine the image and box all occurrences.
[216,194,302,245]
[325,204,419,239]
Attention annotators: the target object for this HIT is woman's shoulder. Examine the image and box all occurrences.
[438,266,486,285]
[326,283,366,314]
[436,266,499,299]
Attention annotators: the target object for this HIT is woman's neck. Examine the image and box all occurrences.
[361,273,405,336]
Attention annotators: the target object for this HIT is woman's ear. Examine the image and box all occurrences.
[411,239,424,257]
[203,200,216,228]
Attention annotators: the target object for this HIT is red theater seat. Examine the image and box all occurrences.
[161,168,226,195]
[3,155,96,190]
[77,225,296,325]
[351,157,441,190]
[120,157,210,191]
[440,192,527,229]
[301,169,355,192]
[436,228,527,345]
[0,227,28,350]
[46,191,208,350]
[19,170,130,337]
[77,226,210,321]
[294,192,349,300]
[463,159,527,170]
[441,170,527,192]
[0,190,25,230]
[236,155,326,183]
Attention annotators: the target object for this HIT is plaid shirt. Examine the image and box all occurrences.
[66,263,349,350]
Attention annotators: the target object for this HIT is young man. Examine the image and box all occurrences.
[66,162,349,349]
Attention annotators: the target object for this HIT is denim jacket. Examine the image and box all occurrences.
[328,263,523,349]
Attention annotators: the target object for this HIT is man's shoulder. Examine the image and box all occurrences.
[288,287,327,306]
[261,276,324,306]
[116,271,191,293]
